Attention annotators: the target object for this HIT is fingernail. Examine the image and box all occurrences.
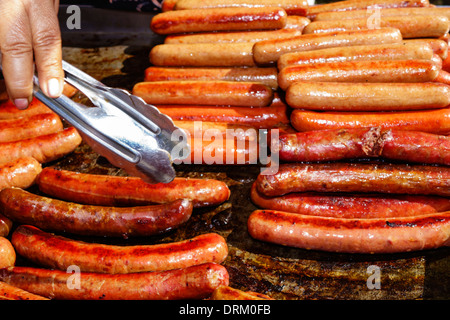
[47,78,62,98]
[14,98,29,109]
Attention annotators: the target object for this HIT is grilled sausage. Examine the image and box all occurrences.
[285,81,450,111]
[0,187,193,237]
[150,7,287,34]
[211,285,273,300]
[290,108,450,135]
[255,162,450,197]
[0,281,49,300]
[0,157,42,191]
[0,98,53,120]
[0,263,229,300]
[0,214,12,237]
[253,28,403,65]
[403,39,448,59]
[12,225,228,274]
[37,167,230,208]
[132,81,273,107]
[247,209,450,253]
[0,237,15,268]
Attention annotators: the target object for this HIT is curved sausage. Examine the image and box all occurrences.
[0,237,15,268]
[290,108,450,135]
[250,182,450,219]
[0,127,82,165]
[37,167,230,208]
[0,263,229,300]
[0,213,12,237]
[285,81,450,111]
[0,157,42,191]
[247,209,450,253]
[12,225,228,274]
[132,81,273,107]
[0,187,193,237]
[0,281,49,300]
[255,162,450,197]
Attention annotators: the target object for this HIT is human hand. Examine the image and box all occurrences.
[0,0,63,109]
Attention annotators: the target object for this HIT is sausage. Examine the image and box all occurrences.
[162,0,177,11]
[303,15,450,39]
[0,98,53,120]
[174,120,260,141]
[174,0,308,16]
[0,263,229,300]
[12,225,228,274]
[307,0,430,19]
[0,157,42,191]
[403,39,448,59]
[37,167,230,208]
[278,59,440,90]
[150,43,256,67]
[164,28,303,45]
[285,16,311,30]
[211,285,273,300]
[0,237,15,268]
[290,108,450,135]
[255,162,450,197]
[0,187,193,237]
[150,7,287,35]
[314,7,450,21]
[0,127,82,165]
[250,182,450,219]
[144,66,278,90]
[247,209,450,253]
[132,81,273,107]
[0,214,12,237]
[443,49,450,72]
[434,70,450,86]
[253,28,403,65]
[0,281,49,300]
[285,81,450,111]
[155,96,290,128]
[277,42,435,70]
[0,113,63,143]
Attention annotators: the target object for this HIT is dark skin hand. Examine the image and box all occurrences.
[0,0,63,109]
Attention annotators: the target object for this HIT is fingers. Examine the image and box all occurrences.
[0,2,34,109]
[28,0,63,99]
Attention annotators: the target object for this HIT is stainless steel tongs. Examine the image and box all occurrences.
[32,60,190,184]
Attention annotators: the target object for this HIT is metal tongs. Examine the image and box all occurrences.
[32,61,190,184]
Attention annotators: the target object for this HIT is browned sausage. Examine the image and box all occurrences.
[211,285,273,300]
[0,281,49,300]
[0,157,42,191]
[12,225,229,274]
[0,263,229,300]
[0,187,193,237]
[0,237,15,268]
[132,81,273,107]
[0,213,12,237]
[0,98,53,120]
[0,127,82,165]
[250,182,450,218]
[403,39,448,59]
[278,59,440,90]
[253,28,403,65]
[150,7,287,34]
[285,81,450,111]
[290,108,450,135]
[37,167,230,208]
[255,162,450,197]
[247,209,450,253]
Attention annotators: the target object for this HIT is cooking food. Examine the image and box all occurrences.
[0,98,53,120]
[211,285,274,300]
[0,214,12,237]
[0,113,63,142]
[0,157,42,191]
[0,281,49,300]
[0,237,15,268]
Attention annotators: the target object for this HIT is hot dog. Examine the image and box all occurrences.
[150,43,256,67]
[290,108,450,135]
[303,15,450,39]
[0,263,229,300]
[403,39,448,59]
[250,182,450,219]
[150,7,287,35]
[307,0,430,19]
[174,120,260,141]
[0,187,193,237]
[174,0,308,16]
[132,81,273,107]
[0,127,82,165]
[164,28,303,45]
[434,70,450,86]
[12,225,228,274]
[0,98,53,120]
[247,209,450,253]
[0,214,12,237]
[144,67,278,90]
[0,157,42,191]
[285,16,311,30]
[0,281,49,300]
[277,42,435,70]
[211,285,273,300]
[255,162,450,197]
[0,237,15,268]
[285,81,450,111]
[253,28,403,65]
[37,167,230,208]
[0,113,63,143]
[278,59,440,90]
